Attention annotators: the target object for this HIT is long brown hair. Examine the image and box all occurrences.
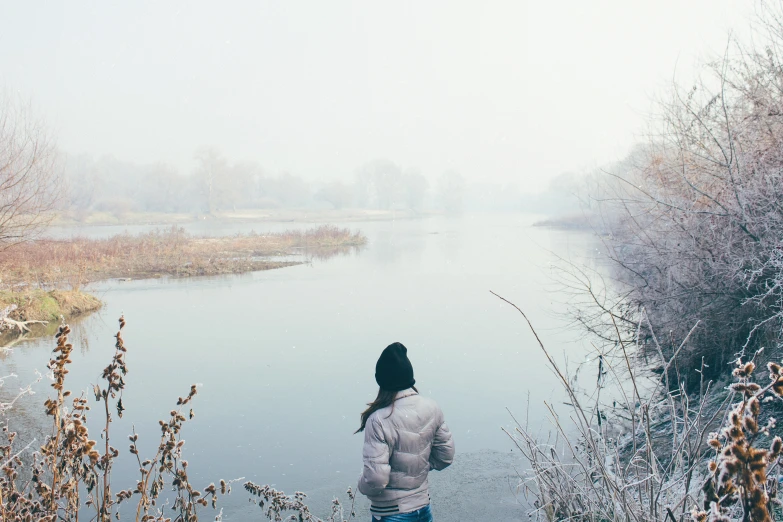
[355,386,418,433]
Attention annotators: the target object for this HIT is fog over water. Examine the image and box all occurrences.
[4,214,597,519]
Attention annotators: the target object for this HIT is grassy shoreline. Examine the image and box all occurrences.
[0,224,366,286]
[0,224,365,346]
[0,289,102,346]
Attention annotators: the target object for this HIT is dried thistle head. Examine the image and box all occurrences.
[733,360,750,378]
[748,396,761,417]
[730,382,748,394]
[723,425,743,441]
[771,436,783,458]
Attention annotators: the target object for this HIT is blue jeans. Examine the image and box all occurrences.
[372,505,433,522]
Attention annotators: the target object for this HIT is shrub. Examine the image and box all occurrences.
[495,290,783,521]
[581,0,783,391]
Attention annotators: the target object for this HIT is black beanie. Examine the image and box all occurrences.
[375,342,415,392]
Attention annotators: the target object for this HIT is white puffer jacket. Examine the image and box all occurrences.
[358,389,455,517]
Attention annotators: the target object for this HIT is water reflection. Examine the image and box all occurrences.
[301,243,366,262]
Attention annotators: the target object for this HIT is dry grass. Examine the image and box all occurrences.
[0,225,366,286]
[0,289,101,322]
[0,289,102,347]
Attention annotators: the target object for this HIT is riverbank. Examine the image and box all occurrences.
[0,289,102,346]
[0,224,366,286]
[0,213,591,518]
[0,225,365,346]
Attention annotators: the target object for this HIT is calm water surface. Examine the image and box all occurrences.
[4,213,599,519]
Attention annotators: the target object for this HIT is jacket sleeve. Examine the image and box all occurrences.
[429,411,455,471]
[358,416,391,497]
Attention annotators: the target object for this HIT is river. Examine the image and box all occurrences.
[2,212,599,520]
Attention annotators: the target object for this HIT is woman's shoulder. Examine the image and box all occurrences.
[400,393,444,421]
[366,403,394,424]
[367,394,442,419]
[413,394,443,414]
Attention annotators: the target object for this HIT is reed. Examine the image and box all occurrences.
[0,225,366,287]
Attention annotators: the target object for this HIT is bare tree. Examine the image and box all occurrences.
[0,94,61,245]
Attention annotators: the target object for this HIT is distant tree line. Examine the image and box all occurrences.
[63,149,474,218]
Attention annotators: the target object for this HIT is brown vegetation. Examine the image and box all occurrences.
[0,289,101,322]
[0,289,101,346]
[0,316,357,521]
[0,225,366,286]
[695,359,783,522]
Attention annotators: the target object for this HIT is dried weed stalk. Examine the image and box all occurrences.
[494,291,730,521]
[0,317,356,521]
[496,289,783,521]
[692,357,783,521]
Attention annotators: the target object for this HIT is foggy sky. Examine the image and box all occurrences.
[0,1,753,192]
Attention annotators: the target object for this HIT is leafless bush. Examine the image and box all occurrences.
[495,289,783,521]
[495,291,722,520]
[580,1,783,389]
[0,94,62,247]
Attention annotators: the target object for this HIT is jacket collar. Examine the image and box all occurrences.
[395,388,418,400]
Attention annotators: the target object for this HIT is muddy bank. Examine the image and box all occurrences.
[0,289,102,346]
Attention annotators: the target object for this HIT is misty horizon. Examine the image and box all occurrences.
[0,1,754,195]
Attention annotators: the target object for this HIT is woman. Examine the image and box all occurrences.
[356,342,455,522]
